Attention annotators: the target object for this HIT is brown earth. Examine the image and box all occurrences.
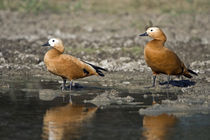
[0,6,210,113]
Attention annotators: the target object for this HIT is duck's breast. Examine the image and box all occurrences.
[144,46,182,75]
[44,53,61,76]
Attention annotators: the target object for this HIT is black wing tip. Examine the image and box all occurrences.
[184,73,192,78]
[82,60,107,77]
[99,67,108,72]
[83,60,108,72]
[95,69,105,77]
[188,69,198,76]
[98,71,105,77]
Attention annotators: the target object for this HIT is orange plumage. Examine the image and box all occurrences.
[42,38,107,90]
[140,27,197,87]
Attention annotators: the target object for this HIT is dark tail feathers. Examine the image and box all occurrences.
[183,73,192,78]
[188,69,198,76]
[83,61,107,77]
[184,69,198,78]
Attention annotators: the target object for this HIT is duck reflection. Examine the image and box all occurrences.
[42,103,98,140]
[142,114,177,140]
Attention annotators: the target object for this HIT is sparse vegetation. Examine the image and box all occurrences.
[0,0,86,13]
[0,0,209,14]
[122,46,143,56]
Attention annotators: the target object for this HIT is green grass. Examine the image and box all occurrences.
[122,46,143,56]
[65,44,143,57]
[0,0,85,13]
[65,46,96,55]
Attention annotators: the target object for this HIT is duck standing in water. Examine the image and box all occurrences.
[42,38,107,90]
[139,27,197,87]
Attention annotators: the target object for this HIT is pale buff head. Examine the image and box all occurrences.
[140,27,167,41]
[42,38,64,53]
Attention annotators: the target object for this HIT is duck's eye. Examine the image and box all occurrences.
[151,29,153,32]
[52,40,55,42]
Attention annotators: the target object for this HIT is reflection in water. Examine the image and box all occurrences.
[142,114,177,140]
[39,89,62,101]
[42,103,98,140]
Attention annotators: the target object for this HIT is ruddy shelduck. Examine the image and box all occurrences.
[42,38,107,90]
[140,27,197,87]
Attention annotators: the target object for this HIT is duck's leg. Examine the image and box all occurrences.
[61,77,67,91]
[151,72,158,87]
[152,75,156,87]
[181,75,184,80]
[144,73,157,88]
[69,80,73,91]
[69,80,73,104]
[166,75,170,88]
[152,94,156,104]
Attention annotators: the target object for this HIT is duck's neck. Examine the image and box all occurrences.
[54,45,64,53]
[155,32,167,44]
[148,39,166,48]
[48,45,64,56]
[153,39,166,45]
[46,48,62,58]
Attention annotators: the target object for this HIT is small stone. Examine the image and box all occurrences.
[122,81,130,85]
[143,94,148,98]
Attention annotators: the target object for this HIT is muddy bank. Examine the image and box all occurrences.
[0,11,210,74]
[0,10,210,114]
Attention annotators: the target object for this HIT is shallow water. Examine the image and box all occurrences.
[0,77,210,140]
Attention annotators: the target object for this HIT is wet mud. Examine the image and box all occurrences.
[0,74,210,140]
